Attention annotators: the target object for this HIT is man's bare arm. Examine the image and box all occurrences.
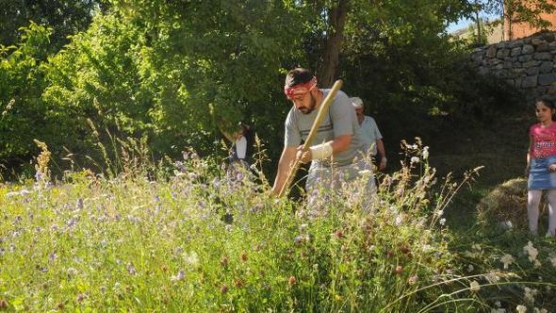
[272,147,297,195]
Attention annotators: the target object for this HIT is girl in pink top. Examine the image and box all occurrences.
[527,97,556,237]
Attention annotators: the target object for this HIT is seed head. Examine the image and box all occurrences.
[220,284,229,294]
[288,275,296,286]
[220,256,229,267]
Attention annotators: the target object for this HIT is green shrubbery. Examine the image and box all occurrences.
[0,1,529,183]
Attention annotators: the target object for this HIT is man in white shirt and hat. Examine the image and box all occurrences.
[350,97,387,171]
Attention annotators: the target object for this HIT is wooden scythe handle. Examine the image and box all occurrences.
[278,79,344,197]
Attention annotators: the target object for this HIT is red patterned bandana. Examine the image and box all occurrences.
[284,77,317,100]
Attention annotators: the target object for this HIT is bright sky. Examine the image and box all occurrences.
[447,13,500,33]
[447,19,474,33]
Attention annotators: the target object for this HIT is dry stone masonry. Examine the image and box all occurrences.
[470,31,556,102]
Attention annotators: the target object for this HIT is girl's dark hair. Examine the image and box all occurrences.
[536,96,556,109]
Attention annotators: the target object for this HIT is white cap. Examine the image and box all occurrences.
[350,97,363,108]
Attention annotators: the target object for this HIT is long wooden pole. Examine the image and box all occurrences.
[278,79,344,197]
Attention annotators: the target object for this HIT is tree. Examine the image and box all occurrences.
[40,0,309,176]
[0,23,52,176]
[0,0,526,179]
[301,0,473,86]
[0,0,109,51]
[338,0,524,152]
[304,0,350,87]
[469,17,490,45]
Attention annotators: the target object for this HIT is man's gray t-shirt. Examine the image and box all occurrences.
[284,89,364,167]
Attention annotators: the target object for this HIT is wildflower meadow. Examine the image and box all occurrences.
[1,138,556,312]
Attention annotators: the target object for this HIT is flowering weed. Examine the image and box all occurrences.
[0,139,554,311]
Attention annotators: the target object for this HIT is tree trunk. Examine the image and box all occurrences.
[317,1,349,88]
[475,9,482,44]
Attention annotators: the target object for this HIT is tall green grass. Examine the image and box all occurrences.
[0,138,554,312]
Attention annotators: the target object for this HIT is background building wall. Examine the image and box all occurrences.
[505,1,556,40]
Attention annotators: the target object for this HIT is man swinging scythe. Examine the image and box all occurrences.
[272,67,376,210]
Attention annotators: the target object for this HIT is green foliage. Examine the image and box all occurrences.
[342,2,524,160]
[0,0,109,50]
[342,1,474,143]
[0,0,541,184]
[466,18,491,46]
[39,1,309,179]
[0,22,52,177]
[43,13,157,170]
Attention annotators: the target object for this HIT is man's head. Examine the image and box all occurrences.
[284,68,318,114]
[350,97,365,123]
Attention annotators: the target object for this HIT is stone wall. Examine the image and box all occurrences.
[470,31,556,102]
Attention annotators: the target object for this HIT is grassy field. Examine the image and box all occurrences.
[2,134,556,312]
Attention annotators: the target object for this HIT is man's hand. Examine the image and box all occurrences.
[296,146,312,163]
[378,157,387,171]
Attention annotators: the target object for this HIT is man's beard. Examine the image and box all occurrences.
[298,94,316,114]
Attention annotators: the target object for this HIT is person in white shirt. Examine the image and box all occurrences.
[221,122,254,180]
[350,97,387,171]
